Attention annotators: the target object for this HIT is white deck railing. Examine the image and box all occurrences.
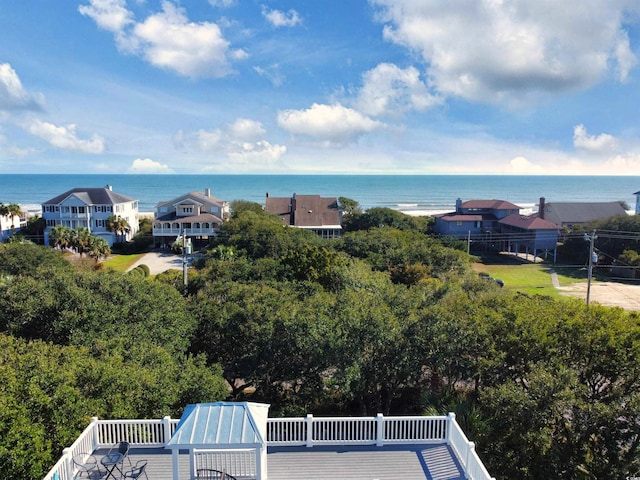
[195,448,256,479]
[43,412,494,480]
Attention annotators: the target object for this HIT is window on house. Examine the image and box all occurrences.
[456,221,463,226]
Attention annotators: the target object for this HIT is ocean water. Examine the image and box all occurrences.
[1,174,639,216]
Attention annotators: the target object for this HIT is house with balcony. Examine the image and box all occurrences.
[153,189,229,247]
[42,186,139,246]
[43,401,495,480]
[434,199,521,239]
[264,193,342,239]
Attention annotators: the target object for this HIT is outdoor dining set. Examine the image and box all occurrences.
[72,442,148,480]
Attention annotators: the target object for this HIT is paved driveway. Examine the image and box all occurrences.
[126,251,186,275]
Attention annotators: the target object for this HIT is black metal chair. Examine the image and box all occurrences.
[72,453,102,478]
[109,441,132,467]
[123,459,149,480]
[196,468,238,480]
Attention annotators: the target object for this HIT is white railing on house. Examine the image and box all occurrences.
[447,413,496,480]
[43,413,494,480]
[195,448,256,479]
[266,413,448,447]
[152,227,220,237]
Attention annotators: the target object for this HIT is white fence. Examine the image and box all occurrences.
[43,413,494,480]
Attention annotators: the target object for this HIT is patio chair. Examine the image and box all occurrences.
[72,452,102,478]
[123,460,149,480]
[196,468,238,480]
[108,441,132,467]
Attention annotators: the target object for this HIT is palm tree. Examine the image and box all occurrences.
[87,236,111,262]
[49,224,72,250]
[71,227,92,257]
[0,203,22,234]
[107,215,130,243]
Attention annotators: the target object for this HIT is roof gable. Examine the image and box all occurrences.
[157,191,226,209]
[43,187,137,205]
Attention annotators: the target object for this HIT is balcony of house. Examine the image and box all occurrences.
[153,214,222,239]
[43,411,494,480]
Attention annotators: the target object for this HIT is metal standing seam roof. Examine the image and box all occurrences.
[166,402,268,448]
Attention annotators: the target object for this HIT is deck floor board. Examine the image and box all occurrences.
[90,444,465,480]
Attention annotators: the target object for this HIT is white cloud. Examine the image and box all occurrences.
[573,124,618,153]
[78,0,133,32]
[261,6,303,28]
[0,63,44,111]
[277,103,384,145]
[355,63,441,116]
[80,1,241,78]
[179,118,287,167]
[25,119,105,153]
[227,118,266,140]
[208,0,236,7]
[131,2,234,77]
[602,153,640,172]
[127,157,174,173]
[371,0,640,104]
[254,65,284,87]
[507,156,545,174]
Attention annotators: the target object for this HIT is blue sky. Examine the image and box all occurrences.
[1,0,640,175]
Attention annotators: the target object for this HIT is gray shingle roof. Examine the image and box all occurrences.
[541,202,627,225]
[43,187,137,205]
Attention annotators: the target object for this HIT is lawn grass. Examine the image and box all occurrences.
[472,253,587,298]
[102,253,145,272]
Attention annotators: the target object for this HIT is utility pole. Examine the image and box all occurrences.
[182,229,188,294]
[584,230,597,306]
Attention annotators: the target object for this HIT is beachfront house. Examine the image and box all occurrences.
[42,186,139,246]
[264,193,342,239]
[537,197,628,229]
[498,214,559,262]
[153,188,229,247]
[43,401,495,480]
[0,208,25,241]
[433,198,521,239]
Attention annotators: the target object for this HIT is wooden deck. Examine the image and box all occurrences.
[91,443,465,480]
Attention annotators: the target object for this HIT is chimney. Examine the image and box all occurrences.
[205,188,211,197]
[455,198,462,213]
[266,192,269,198]
[539,197,545,218]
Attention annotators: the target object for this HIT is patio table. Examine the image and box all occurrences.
[101,452,125,480]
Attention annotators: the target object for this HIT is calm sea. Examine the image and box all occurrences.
[1,174,639,216]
